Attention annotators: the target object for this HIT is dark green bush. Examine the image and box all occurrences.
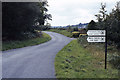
[108,54,120,69]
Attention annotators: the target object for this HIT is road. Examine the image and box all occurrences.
[2,31,73,78]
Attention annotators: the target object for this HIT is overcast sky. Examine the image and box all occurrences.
[47,0,120,26]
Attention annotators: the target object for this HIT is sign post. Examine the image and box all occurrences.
[105,30,107,69]
[87,30,107,69]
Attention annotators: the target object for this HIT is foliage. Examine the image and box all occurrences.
[58,28,66,30]
[2,2,52,40]
[55,39,118,78]
[2,32,51,51]
[108,53,120,69]
[36,25,51,31]
[93,1,120,69]
[87,20,97,30]
[95,2,120,48]
[78,35,120,70]
[73,27,78,31]
[67,26,72,32]
[47,29,73,37]
[95,3,107,22]
[78,28,87,34]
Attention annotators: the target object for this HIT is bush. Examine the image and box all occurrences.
[73,27,78,31]
[58,28,66,30]
[108,54,120,69]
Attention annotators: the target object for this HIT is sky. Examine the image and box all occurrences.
[47,0,120,26]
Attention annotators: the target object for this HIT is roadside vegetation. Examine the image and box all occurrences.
[2,1,52,51]
[3,2,52,41]
[55,39,118,78]
[54,2,120,77]
[2,32,51,51]
[47,29,73,37]
[47,28,87,38]
[87,2,120,71]
[88,2,120,49]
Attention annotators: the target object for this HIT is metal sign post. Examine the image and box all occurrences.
[105,30,107,69]
[87,30,107,69]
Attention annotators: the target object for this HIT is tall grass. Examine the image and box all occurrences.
[55,39,118,78]
[78,36,120,70]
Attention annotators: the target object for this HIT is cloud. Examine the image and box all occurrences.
[47,0,120,26]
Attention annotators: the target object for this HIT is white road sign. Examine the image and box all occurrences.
[87,30,106,36]
[87,37,105,42]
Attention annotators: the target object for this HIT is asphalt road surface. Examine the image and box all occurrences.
[2,31,74,78]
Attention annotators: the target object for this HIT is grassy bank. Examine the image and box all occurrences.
[2,32,51,51]
[47,29,72,37]
[55,39,118,78]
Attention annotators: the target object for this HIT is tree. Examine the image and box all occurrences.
[73,27,78,31]
[95,3,107,22]
[87,20,96,30]
[106,1,120,48]
[67,26,72,32]
[95,2,120,48]
[95,3,107,29]
[94,2,120,69]
[2,1,52,40]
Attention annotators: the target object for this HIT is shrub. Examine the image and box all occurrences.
[108,54,120,69]
[73,27,78,31]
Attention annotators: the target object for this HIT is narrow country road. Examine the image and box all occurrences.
[2,31,73,78]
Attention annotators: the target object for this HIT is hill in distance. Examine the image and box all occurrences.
[52,23,88,29]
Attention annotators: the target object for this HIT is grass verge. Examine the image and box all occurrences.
[55,39,118,78]
[2,32,51,51]
[47,29,72,37]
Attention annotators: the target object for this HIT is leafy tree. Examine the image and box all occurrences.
[95,2,120,48]
[87,20,96,30]
[95,3,107,29]
[2,1,52,40]
[73,27,78,31]
[95,3,107,22]
[35,1,52,25]
[106,2,120,48]
[67,26,72,32]
[94,2,120,69]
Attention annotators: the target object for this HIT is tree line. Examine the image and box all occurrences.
[2,1,52,41]
[87,2,120,49]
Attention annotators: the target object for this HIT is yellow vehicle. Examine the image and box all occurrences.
[79,34,87,37]
[72,31,80,38]
[72,31,80,34]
